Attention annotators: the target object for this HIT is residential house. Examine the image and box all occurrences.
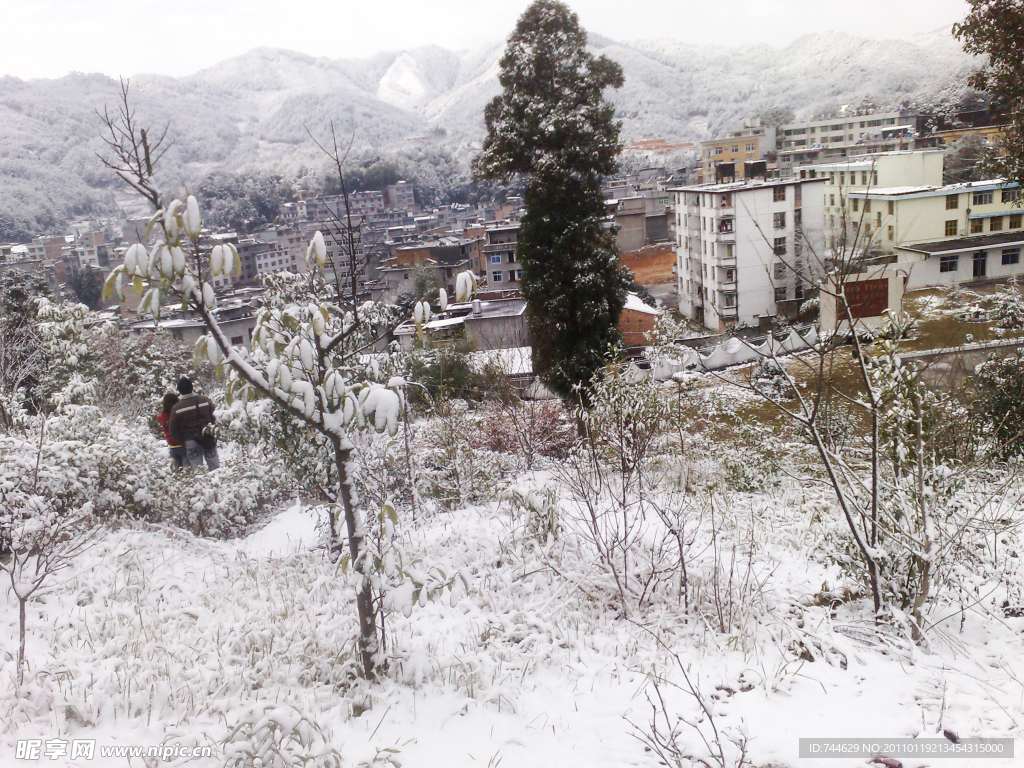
[482,224,522,290]
[673,176,827,332]
[778,108,913,171]
[699,119,777,184]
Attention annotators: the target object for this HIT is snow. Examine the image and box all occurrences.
[236,500,320,557]
[3,463,1021,767]
[624,292,660,315]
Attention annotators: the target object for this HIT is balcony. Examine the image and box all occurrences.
[718,305,738,319]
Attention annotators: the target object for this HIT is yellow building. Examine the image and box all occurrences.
[699,120,776,183]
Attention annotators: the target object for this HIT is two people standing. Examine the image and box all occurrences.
[157,377,220,470]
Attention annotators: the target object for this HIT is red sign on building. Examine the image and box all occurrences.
[844,278,888,319]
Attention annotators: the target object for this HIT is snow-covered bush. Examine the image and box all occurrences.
[473,399,575,470]
[93,330,206,421]
[222,704,343,768]
[415,400,513,512]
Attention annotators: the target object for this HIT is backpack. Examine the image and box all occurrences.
[194,423,217,451]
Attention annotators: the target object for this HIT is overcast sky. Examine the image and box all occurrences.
[1,0,969,81]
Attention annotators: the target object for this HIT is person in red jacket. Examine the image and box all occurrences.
[156,392,187,468]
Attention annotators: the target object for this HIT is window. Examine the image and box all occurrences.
[507,251,516,263]
[774,286,788,302]
[745,143,756,153]
[973,191,994,206]
[991,216,1004,232]
[231,336,244,346]
[852,198,859,212]
[714,147,723,155]
[517,269,524,280]
[723,292,736,307]
[861,171,868,186]
[839,172,845,186]
[720,193,732,207]
[864,200,871,213]
[946,195,959,210]
[773,212,786,229]
[508,270,517,281]
[1012,214,1023,229]
[945,220,958,237]
[1002,248,1021,265]
[774,237,787,256]
[492,271,503,282]
[830,194,836,206]
[773,186,786,202]
[939,254,958,273]
[888,200,895,215]
[888,225,894,241]
[794,282,805,300]
[876,212,882,227]
[490,255,501,264]
[971,219,984,234]
[774,262,787,280]
[794,209,802,227]
[1002,188,1021,204]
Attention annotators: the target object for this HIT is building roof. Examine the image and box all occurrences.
[808,150,945,171]
[624,293,660,315]
[670,177,826,193]
[849,178,1017,199]
[897,231,1024,256]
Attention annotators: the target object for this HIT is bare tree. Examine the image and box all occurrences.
[97,81,423,680]
[1,417,98,688]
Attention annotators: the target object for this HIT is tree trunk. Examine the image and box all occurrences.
[18,597,26,687]
[332,437,378,680]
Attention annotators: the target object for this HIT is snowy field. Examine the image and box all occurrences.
[3,469,1022,768]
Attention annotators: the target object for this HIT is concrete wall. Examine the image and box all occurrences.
[900,247,1024,291]
[820,263,909,333]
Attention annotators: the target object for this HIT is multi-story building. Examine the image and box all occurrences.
[387,181,416,212]
[778,109,914,171]
[672,176,826,331]
[699,119,777,184]
[806,150,945,244]
[481,224,522,290]
[839,179,1024,289]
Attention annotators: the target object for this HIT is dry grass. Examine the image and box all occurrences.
[621,244,675,285]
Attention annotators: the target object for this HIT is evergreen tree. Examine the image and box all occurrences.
[67,263,104,310]
[954,1,1024,188]
[474,0,632,402]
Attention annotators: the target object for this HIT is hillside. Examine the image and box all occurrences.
[0,27,977,240]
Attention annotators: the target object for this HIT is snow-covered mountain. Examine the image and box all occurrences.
[0,27,977,238]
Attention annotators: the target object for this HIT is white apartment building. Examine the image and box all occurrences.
[673,177,826,332]
[808,154,1024,290]
[779,109,913,170]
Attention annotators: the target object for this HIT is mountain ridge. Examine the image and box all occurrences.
[0,28,978,240]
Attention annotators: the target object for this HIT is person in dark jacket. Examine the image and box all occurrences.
[157,392,187,468]
[168,377,220,470]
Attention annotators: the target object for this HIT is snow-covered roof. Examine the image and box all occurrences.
[424,316,465,330]
[468,346,534,376]
[624,293,660,315]
[850,179,1014,198]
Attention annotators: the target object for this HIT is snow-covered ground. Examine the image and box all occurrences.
[3,477,1021,768]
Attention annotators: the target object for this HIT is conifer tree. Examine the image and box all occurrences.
[474,0,632,402]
